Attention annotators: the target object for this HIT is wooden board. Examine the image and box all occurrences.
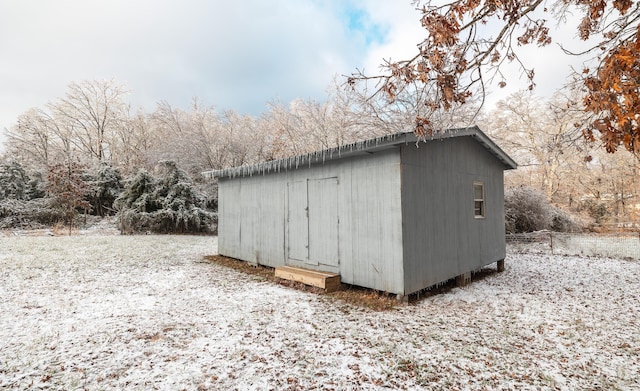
[275,266,341,292]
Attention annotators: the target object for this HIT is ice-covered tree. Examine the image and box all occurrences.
[114,161,215,234]
[0,161,30,201]
[6,80,131,170]
[51,79,130,163]
[0,161,58,229]
[85,163,123,217]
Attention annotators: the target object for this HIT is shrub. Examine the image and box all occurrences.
[0,198,66,229]
[550,207,581,233]
[47,160,93,234]
[27,171,46,200]
[505,186,580,233]
[581,199,608,224]
[505,187,553,233]
[0,161,68,229]
[114,161,216,234]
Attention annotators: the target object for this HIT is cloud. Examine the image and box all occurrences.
[0,1,597,152]
[0,0,385,150]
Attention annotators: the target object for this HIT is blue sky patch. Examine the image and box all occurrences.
[344,6,387,46]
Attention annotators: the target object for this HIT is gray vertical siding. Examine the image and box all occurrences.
[217,131,511,296]
[217,148,405,294]
[218,174,287,267]
[400,137,507,294]
[341,150,404,293]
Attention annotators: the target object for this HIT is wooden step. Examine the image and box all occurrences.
[275,266,341,292]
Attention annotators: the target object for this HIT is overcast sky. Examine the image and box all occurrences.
[0,1,587,152]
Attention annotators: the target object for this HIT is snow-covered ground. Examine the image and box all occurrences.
[1,234,638,390]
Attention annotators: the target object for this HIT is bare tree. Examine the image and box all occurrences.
[114,110,156,174]
[5,108,73,168]
[260,101,306,158]
[480,89,640,225]
[147,101,193,169]
[482,92,572,198]
[5,109,54,167]
[6,80,131,170]
[574,147,640,224]
[50,80,129,163]
[343,75,483,139]
[147,100,267,175]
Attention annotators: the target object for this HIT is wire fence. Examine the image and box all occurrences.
[506,231,640,260]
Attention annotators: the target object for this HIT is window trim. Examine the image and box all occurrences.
[473,182,485,219]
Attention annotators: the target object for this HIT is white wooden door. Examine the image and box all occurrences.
[287,180,308,262]
[308,177,339,267]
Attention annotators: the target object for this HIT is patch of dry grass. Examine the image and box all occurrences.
[203,255,400,311]
[203,256,502,311]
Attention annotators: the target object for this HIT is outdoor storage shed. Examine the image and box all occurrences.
[207,126,517,296]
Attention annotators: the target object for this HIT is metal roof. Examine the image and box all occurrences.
[204,125,517,179]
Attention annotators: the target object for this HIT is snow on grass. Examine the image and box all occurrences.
[1,235,639,390]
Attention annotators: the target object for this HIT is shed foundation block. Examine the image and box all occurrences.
[497,259,505,272]
[456,272,472,287]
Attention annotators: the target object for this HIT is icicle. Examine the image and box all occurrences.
[212,129,462,180]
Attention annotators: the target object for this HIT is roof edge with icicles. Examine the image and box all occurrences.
[202,125,517,179]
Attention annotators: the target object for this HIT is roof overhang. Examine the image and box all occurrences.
[203,125,517,179]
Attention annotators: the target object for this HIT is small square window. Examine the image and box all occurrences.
[473,182,485,218]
